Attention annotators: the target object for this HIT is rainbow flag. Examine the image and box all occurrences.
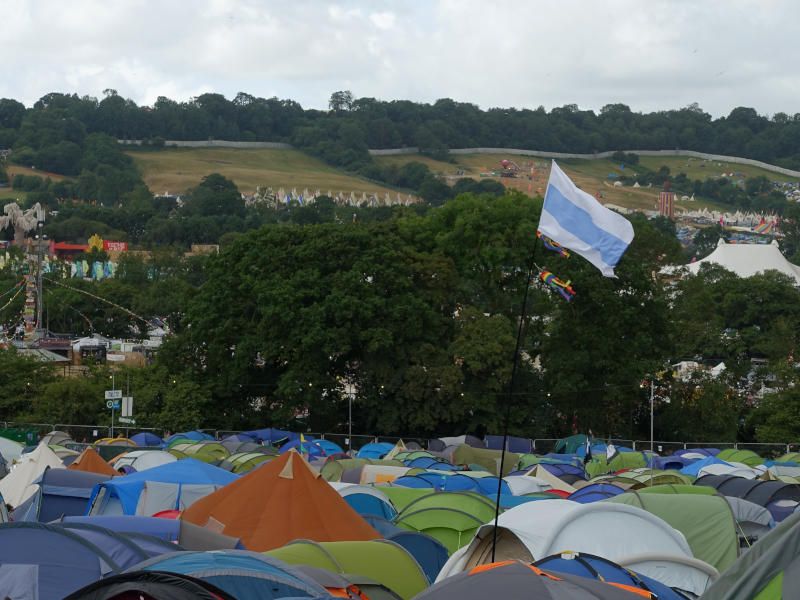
[754,221,774,234]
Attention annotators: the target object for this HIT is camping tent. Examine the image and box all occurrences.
[0,442,64,507]
[13,467,109,522]
[435,499,715,594]
[86,457,237,516]
[68,448,118,477]
[128,550,329,600]
[266,539,429,600]
[180,450,381,551]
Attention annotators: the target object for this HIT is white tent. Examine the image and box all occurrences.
[435,499,716,595]
[685,239,800,285]
[0,437,24,463]
[0,444,64,507]
[503,475,552,495]
[113,450,177,472]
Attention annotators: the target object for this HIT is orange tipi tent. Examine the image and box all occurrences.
[180,449,381,551]
[67,447,118,477]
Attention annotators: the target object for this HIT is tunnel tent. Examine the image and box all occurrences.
[63,570,238,600]
[112,449,178,472]
[716,448,764,467]
[218,451,275,474]
[168,441,230,463]
[603,490,739,572]
[436,499,695,583]
[701,508,800,600]
[127,549,329,600]
[265,539,429,600]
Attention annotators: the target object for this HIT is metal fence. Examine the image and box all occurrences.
[4,422,800,457]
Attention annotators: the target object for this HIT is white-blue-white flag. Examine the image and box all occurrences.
[538,161,634,277]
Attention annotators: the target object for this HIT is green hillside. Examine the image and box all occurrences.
[124,147,800,212]
[128,148,402,197]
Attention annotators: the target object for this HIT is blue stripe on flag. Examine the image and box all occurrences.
[545,185,631,267]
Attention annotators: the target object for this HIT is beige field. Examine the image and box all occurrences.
[128,148,401,197]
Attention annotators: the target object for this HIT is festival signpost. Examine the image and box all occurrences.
[105,389,122,437]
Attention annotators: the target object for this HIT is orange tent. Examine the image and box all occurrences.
[67,447,118,477]
[180,449,381,551]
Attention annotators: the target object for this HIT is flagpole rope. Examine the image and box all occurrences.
[491,237,539,562]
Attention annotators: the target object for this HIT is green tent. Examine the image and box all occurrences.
[393,491,498,554]
[377,486,437,512]
[219,451,275,473]
[553,433,592,454]
[320,458,406,482]
[700,509,800,600]
[450,446,518,476]
[167,441,229,463]
[616,468,693,487]
[716,448,764,467]
[265,539,429,600]
[604,491,738,572]
[584,452,648,477]
[635,483,717,495]
[393,451,435,461]
[775,452,800,464]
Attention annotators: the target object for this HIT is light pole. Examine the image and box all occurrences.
[109,369,116,438]
[650,380,655,453]
[344,382,355,454]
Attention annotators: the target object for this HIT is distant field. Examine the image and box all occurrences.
[128,148,401,196]
[126,147,800,212]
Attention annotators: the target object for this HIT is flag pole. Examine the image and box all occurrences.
[491,240,539,562]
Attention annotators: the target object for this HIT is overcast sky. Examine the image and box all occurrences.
[4,0,799,119]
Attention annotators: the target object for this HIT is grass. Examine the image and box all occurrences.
[128,148,402,196]
[120,147,800,213]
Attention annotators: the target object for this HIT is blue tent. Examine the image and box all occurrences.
[358,515,449,585]
[129,550,328,600]
[539,462,586,479]
[0,522,127,599]
[86,457,238,515]
[341,490,397,520]
[393,475,436,489]
[61,515,246,550]
[680,456,733,477]
[356,442,395,459]
[473,476,511,497]
[279,438,326,459]
[485,435,532,453]
[60,522,178,569]
[315,439,344,455]
[130,432,164,447]
[13,467,109,522]
[567,483,625,504]
[416,472,481,493]
[652,455,694,470]
[242,428,299,446]
[534,552,686,600]
[406,457,442,469]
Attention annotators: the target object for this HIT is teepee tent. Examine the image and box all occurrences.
[180,449,381,551]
